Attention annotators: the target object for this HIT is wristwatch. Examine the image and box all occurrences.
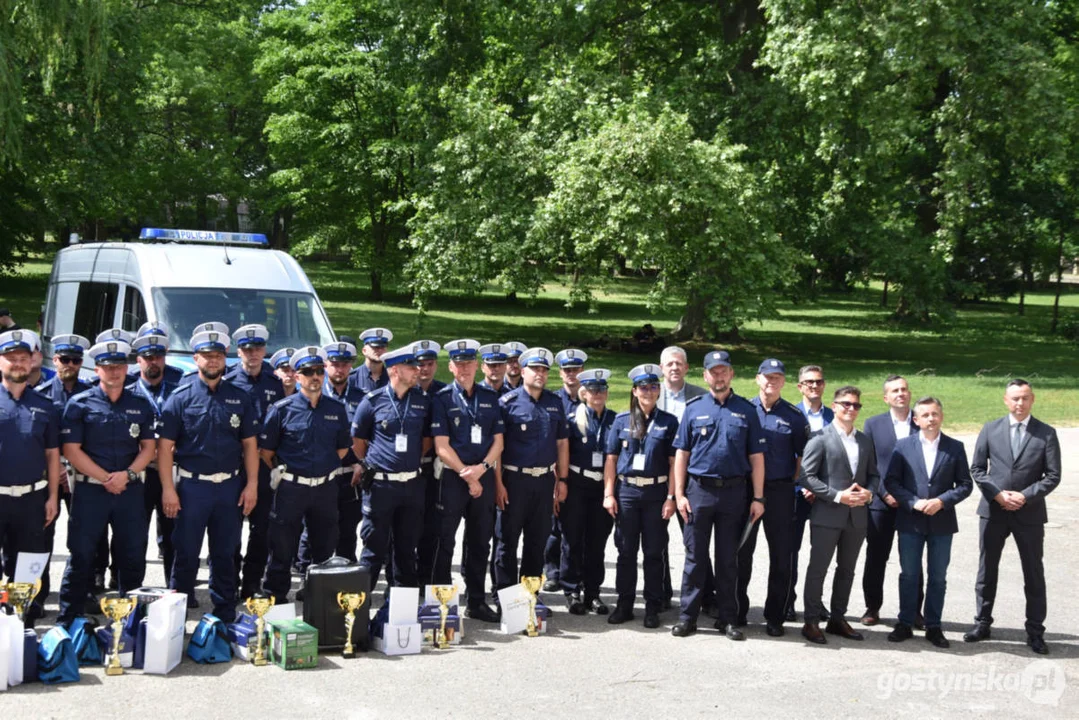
[666,494,675,502]
[481,460,491,471]
[752,496,766,505]
[126,469,139,483]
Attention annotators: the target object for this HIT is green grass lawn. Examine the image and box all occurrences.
[4,258,1078,431]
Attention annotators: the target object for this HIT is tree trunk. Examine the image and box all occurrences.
[881,279,889,307]
[1051,231,1065,333]
[269,207,292,250]
[671,291,708,341]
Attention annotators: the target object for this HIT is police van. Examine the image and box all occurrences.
[42,228,336,372]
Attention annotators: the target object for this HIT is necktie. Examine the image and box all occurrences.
[1012,423,1022,457]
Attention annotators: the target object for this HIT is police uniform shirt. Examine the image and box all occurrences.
[323,377,366,418]
[61,386,156,472]
[673,393,766,478]
[429,382,504,465]
[478,379,511,397]
[568,405,617,470]
[0,383,60,485]
[421,379,447,397]
[351,386,431,472]
[557,386,579,417]
[751,396,810,481]
[159,379,259,475]
[607,408,679,478]
[499,386,570,469]
[126,365,184,386]
[260,393,351,478]
[347,364,389,395]
[226,360,285,419]
[35,373,92,410]
[127,378,177,438]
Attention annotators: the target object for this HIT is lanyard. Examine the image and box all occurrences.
[453,382,479,423]
[137,379,164,416]
[385,385,411,431]
[587,408,611,448]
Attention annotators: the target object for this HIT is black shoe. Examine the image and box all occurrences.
[542,579,560,592]
[888,623,914,643]
[734,617,748,628]
[465,603,500,623]
[716,621,745,640]
[671,620,697,637]
[914,611,925,631]
[925,627,950,649]
[963,623,991,643]
[585,597,608,615]
[643,613,660,629]
[1028,635,1049,655]
[700,602,719,619]
[566,595,586,615]
[802,622,827,644]
[784,607,797,623]
[765,622,785,637]
[607,606,634,625]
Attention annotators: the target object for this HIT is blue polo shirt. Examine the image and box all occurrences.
[499,386,570,470]
[35,374,92,410]
[348,363,389,395]
[567,405,616,471]
[260,392,351,478]
[673,392,766,478]
[61,386,155,472]
[226,362,285,420]
[752,396,810,481]
[606,408,679,478]
[429,382,504,465]
[351,385,430,472]
[160,378,259,475]
[0,384,60,486]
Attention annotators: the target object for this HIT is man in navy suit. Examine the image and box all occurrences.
[860,374,922,627]
[884,397,972,648]
[965,379,1061,655]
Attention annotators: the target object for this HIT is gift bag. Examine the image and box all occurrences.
[186,614,232,664]
[69,617,103,666]
[38,627,80,685]
[144,593,186,675]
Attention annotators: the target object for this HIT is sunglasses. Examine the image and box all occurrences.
[57,356,83,365]
[834,400,863,410]
[298,367,325,377]
[799,379,824,386]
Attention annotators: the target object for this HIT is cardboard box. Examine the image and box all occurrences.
[143,593,186,675]
[230,605,296,661]
[95,625,135,668]
[267,618,319,670]
[417,604,464,646]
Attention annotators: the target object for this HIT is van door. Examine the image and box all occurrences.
[119,284,148,334]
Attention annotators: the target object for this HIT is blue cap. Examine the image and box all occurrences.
[89,340,132,366]
[291,346,328,371]
[233,324,269,347]
[137,321,169,338]
[360,327,393,346]
[503,342,527,359]
[446,339,480,360]
[628,363,661,386]
[52,334,91,356]
[0,330,33,355]
[412,340,441,360]
[190,330,230,353]
[757,358,786,376]
[703,350,732,370]
[478,343,507,363]
[271,347,296,369]
[323,341,358,362]
[520,347,553,368]
[555,349,588,368]
[133,333,169,356]
[95,328,135,346]
[578,368,611,389]
[382,346,419,368]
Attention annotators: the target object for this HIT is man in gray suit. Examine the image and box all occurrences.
[965,379,1061,655]
[800,385,880,644]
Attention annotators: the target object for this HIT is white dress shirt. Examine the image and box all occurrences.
[838,426,859,476]
[893,410,912,439]
[805,406,825,433]
[663,384,687,423]
[920,431,940,478]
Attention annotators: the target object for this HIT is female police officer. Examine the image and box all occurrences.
[604,364,678,628]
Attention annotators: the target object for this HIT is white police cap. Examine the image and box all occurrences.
[382,345,420,368]
[520,347,553,368]
[137,321,169,338]
[271,347,297,369]
[360,327,393,346]
[133,333,169,355]
[446,339,480,360]
[578,368,611,389]
[503,341,527,359]
[193,321,230,338]
[95,328,135,346]
[291,346,328,371]
[555,348,588,368]
[0,330,33,355]
[233,324,269,347]
[190,330,230,353]
[89,340,133,365]
[628,363,661,385]
[323,341,358,361]
[412,340,441,359]
[478,343,507,363]
[52,334,91,356]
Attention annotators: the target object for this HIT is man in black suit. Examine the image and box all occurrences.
[860,374,923,627]
[799,386,879,644]
[884,397,972,648]
[965,379,1061,655]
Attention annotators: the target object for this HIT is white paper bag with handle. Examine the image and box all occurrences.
[143,593,187,675]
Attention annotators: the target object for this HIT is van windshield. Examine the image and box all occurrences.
[151,287,335,353]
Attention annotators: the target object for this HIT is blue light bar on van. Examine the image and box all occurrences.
[139,228,269,246]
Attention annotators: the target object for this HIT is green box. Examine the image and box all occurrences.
[267,618,319,670]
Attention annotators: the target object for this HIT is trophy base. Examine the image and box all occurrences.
[105,663,125,677]
[341,649,356,659]
[252,656,269,667]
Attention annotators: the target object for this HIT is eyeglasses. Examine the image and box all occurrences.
[799,379,824,386]
[57,357,83,365]
[834,401,863,410]
[298,367,326,377]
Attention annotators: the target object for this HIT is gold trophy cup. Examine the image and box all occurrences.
[336,591,367,659]
[3,579,42,621]
[100,593,138,676]
[431,585,459,649]
[244,594,276,666]
[520,575,545,637]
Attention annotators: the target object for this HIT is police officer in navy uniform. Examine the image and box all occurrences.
[174,321,231,388]
[271,348,298,397]
[736,359,809,636]
[125,333,178,584]
[504,342,526,391]
[351,344,431,591]
[417,340,504,621]
[348,327,392,394]
[259,347,350,602]
[226,324,285,600]
[605,364,678,628]
[0,330,62,627]
[158,325,259,621]
[26,333,90,621]
[494,347,570,595]
[477,343,510,395]
[560,368,616,615]
[671,350,766,640]
[24,330,56,388]
[57,337,156,626]
[543,348,587,590]
[125,322,184,386]
[411,340,446,586]
[320,339,367,563]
